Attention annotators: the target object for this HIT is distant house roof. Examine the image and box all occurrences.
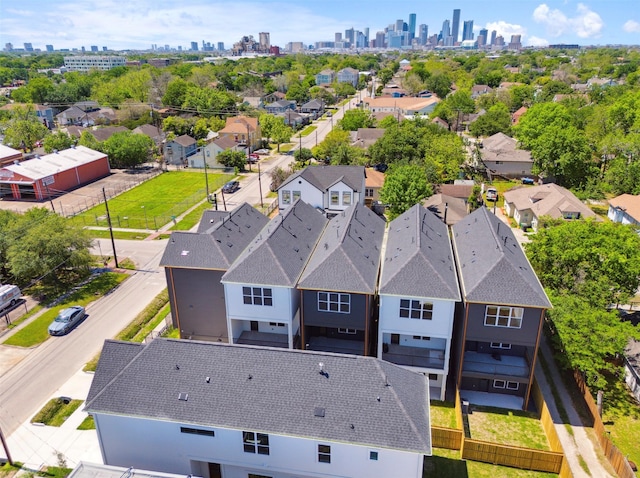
[1,146,106,181]
[436,184,473,200]
[298,204,385,294]
[132,124,163,141]
[471,85,493,98]
[219,115,258,135]
[380,204,460,300]
[172,134,196,147]
[86,338,432,454]
[422,193,468,226]
[89,126,129,142]
[267,99,295,109]
[213,135,237,150]
[451,207,552,308]
[481,132,533,164]
[365,168,385,189]
[317,69,335,75]
[609,194,640,223]
[503,183,596,221]
[511,106,528,124]
[350,128,385,148]
[280,165,365,193]
[56,105,85,121]
[87,107,116,123]
[301,99,324,110]
[74,100,100,112]
[222,200,328,287]
[159,203,268,270]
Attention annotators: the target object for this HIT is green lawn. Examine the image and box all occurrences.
[169,200,213,231]
[86,229,154,240]
[298,125,317,137]
[3,272,128,348]
[77,415,95,430]
[484,179,522,208]
[69,171,232,230]
[31,398,82,426]
[601,372,640,466]
[467,405,551,450]
[431,400,458,428]
[426,448,557,478]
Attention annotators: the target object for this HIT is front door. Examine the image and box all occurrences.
[250,321,259,332]
[208,463,221,478]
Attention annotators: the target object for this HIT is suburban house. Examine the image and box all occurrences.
[298,204,385,356]
[164,135,197,166]
[0,145,110,200]
[337,67,359,87]
[88,126,129,142]
[159,203,269,342]
[435,183,474,204]
[188,136,241,168]
[132,124,165,147]
[277,165,366,215]
[503,183,596,231]
[378,205,461,401]
[0,103,55,128]
[511,106,528,125]
[607,194,640,226]
[87,107,117,125]
[221,200,328,349]
[363,96,440,116]
[56,106,89,126]
[422,193,468,226]
[364,168,385,207]
[471,85,493,99]
[300,99,325,118]
[0,144,22,167]
[279,110,307,128]
[350,128,385,149]
[624,337,640,403]
[85,338,432,478]
[217,116,261,152]
[315,69,336,86]
[451,207,552,410]
[264,99,296,114]
[480,132,533,178]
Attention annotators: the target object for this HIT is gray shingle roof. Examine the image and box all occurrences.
[86,339,431,454]
[451,208,551,308]
[159,203,268,270]
[280,165,365,193]
[422,193,469,226]
[298,204,385,294]
[380,204,461,301]
[85,341,143,404]
[222,200,328,287]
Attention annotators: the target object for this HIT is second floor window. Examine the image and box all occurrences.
[292,190,301,202]
[243,287,273,306]
[484,306,523,328]
[365,188,374,197]
[342,191,352,205]
[318,292,350,313]
[318,444,331,463]
[399,299,433,320]
[243,431,269,455]
[282,190,291,204]
[330,191,339,206]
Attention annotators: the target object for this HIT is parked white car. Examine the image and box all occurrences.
[0,284,21,311]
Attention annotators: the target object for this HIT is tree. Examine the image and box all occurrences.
[43,131,73,153]
[333,82,356,98]
[338,109,374,131]
[102,131,153,168]
[78,131,102,151]
[525,220,640,307]
[270,119,294,152]
[285,82,310,104]
[2,106,49,151]
[425,73,452,99]
[217,150,247,171]
[380,165,432,219]
[312,129,351,163]
[162,116,193,136]
[377,115,398,128]
[293,148,313,163]
[469,103,512,137]
[162,78,189,107]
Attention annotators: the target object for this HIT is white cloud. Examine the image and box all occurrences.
[526,36,549,47]
[484,20,527,40]
[623,20,640,33]
[533,3,603,38]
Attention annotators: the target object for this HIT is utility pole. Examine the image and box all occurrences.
[43,182,55,213]
[258,162,264,208]
[0,424,13,466]
[203,147,210,201]
[102,188,119,268]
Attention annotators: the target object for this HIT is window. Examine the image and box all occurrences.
[428,374,438,381]
[243,287,273,306]
[399,299,433,320]
[180,427,214,437]
[318,444,331,463]
[292,190,301,202]
[490,342,512,350]
[342,191,352,205]
[268,322,285,327]
[318,292,350,313]
[484,306,523,328]
[369,451,379,461]
[338,328,357,334]
[282,190,291,204]
[493,380,520,390]
[365,188,374,197]
[412,335,431,341]
[243,431,269,455]
[248,475,272,478]
[330,191,339,206]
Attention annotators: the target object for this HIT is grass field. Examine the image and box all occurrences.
[86,229,154,240]
[31,398,82,426]
[431,400,458,428]
[169,200,212,231]
[484,179,523,208]
[601,372,640,466]
[426,448,557,478]
[3,272,128,348]
[467,405,550,450]
[77,415,95,430]
[69,171,232,230]
[298,125,317,137]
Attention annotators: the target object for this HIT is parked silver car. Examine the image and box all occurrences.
[48,306,86,336]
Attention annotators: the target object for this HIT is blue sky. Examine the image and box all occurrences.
[1,0,638,51]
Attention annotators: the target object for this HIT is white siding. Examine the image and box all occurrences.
[326,181,361,211]
[278,179,323,211]
[93,413,425,478]
[224,283,293,322]
[378,296,455,339]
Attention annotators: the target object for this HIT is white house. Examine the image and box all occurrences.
[221,200,328,349]
[607,194,640,226]
[277,165,365,215]
[378,205,461,400]
[85,339,432,478]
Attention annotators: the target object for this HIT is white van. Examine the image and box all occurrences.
[0,284,21,310]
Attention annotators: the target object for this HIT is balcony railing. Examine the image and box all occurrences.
[382,343,446,369]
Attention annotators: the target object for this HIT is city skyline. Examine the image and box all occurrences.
[2,0,639,51]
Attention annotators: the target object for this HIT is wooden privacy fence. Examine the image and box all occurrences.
[461,439,564,474]
[572,370,636,478]
[431,426,463,450]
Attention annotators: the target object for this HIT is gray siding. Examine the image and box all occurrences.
[301,290,370,329]
[460,377,526,397]
[166,267,227,341]
[463,303,542,347]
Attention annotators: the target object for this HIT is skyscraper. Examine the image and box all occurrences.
[451,9,461,43]
[462,20,474,41]
[395,19,404,32]
[418,24,428,45]
[191,41,198,51]
[335,32,342,43]
[345,28,355,45]
[218,42,225,51]
[375,31,386,48]
[440,20,451,43]
[46,44,54,52]
[259,32,270,50]
[490,30,497,46]
[479,28,488,45]
[408,13,417,41]
[364,27,370,45]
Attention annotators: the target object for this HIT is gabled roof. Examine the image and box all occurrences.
[503,183,596,220]
[436,184,473,200]
[279,165,365,193]
[298,204,385,294]
[380,205,460,301]
[172,134,196,147]
[266,99,295,108]
[351,128,385,148]
[132,124,163,140]
[90,126,128,142]
[422,193,468,226]
[451,207,551,308]
[481,132,532,164]
[56,105,85,119]
[159,203,268,271]
[609,194,640,223]
[301,99,324,109]
[338,67,359,75]
[85,341,143,404]
[86,339,431,454]
[219,115,258,135]
[222,200,328,287]
[365,168,385,189]
[213,135,237,150]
